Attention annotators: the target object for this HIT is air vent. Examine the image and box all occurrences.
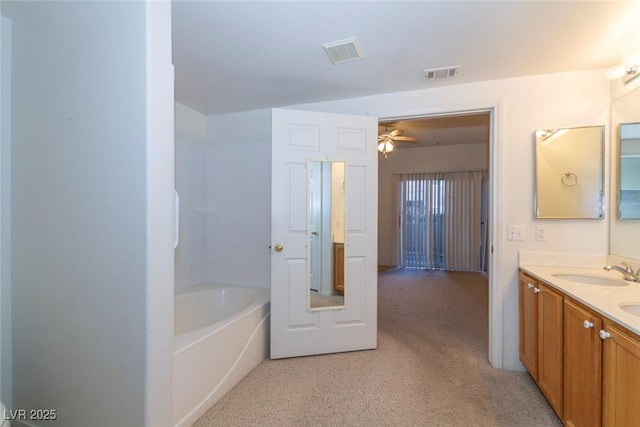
[322,37,363,64]
[424,65,461,81]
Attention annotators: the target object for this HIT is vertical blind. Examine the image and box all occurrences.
[397,171,488,271]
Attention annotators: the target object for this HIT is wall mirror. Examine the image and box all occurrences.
[535,125,604,219]
[618,122,640,219]
[611,84,640,260]
[307,160,346,311]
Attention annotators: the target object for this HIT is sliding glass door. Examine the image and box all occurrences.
[398,175,445,268]
[397,171,487,271]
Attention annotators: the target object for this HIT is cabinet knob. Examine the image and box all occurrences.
[527,283,534,289]
[583,320,594,329]
[533,287,541,294]
[599,330,611,340]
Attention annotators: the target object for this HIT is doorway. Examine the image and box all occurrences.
[377,108,499,366]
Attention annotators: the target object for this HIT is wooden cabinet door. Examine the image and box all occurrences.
[333,243,344,295]
[519,272,538,379]
[564,299,602,427]
[602,322,640,427]
[538,283,564,418]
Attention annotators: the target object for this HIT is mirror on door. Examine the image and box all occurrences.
[308,160,346,311]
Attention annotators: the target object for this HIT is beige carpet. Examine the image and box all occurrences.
[193,269,561,427]
[309,290,344,308]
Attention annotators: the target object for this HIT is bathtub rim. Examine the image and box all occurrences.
[174,283,269,354]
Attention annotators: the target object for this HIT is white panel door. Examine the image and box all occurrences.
[271,108,378,359]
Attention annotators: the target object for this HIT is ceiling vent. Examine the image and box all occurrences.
[322,37,363,64]
[424,65,461,81]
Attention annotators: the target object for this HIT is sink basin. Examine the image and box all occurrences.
[552,273,628,287]
[619,303,640,317]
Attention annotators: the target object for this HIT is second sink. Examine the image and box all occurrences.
[552,273,629,287]
[620,303,640,317]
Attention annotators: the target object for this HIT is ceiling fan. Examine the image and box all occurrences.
[377,129,418,158]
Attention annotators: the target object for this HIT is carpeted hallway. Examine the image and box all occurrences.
[193,269,561,426]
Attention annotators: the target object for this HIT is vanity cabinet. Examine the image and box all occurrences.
[519,272,538,377]
[563,299,602,427]
[564,299,640,427]
[602,320,640,426]
[333,242,344,295]
[519,269,640,427]
[518,272,564,417]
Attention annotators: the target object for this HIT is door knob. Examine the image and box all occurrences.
[311,231,318,236]
[274,243,284,253]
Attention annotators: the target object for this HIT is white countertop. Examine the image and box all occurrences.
[519,265,640,336]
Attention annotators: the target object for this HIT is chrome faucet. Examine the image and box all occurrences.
[604,262,640,282]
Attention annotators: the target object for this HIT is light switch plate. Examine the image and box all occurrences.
[507,225,525,241]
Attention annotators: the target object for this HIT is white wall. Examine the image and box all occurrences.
[175,104,207,290]
[204,110,271,288]
[144,2,175,425]
[1,2,173,425]
[174,138,206,289]
[176,102,207,144]
[175,107,272,290]
[378,143,489,265]
[0,13,12,408]
[202,140,271,287]
[289,69,611,370]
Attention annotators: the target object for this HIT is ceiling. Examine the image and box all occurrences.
[172,1,640,116]
[379,113,490,148]
[172,1,639,147]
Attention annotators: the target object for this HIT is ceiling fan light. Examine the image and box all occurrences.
[378,140,393,153]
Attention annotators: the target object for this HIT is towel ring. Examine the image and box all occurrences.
[561,172,578,187]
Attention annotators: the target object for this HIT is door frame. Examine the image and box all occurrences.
[376,101,503,368]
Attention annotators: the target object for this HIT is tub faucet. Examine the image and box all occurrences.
[604,262,639,282]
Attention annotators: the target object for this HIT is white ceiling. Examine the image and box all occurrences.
[379,112,491,148]
[172,1,640,117]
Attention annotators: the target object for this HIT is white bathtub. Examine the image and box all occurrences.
[172,284,270,427]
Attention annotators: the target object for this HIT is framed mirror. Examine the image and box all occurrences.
[609,84,640,260]
[618,122,640,219]
[307,160,346,311]
[535,125,604,219]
